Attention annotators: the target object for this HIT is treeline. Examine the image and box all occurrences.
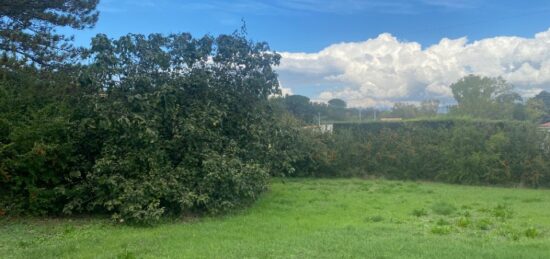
[276,75,550,124]
[270,95,380,123]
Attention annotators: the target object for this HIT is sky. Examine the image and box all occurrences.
[69,0,550,107]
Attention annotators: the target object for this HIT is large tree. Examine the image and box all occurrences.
[0,0,99,66]
[283,95,314,122]
[0,12,288,221]
[328,98,347,109]
[450,75,518,119]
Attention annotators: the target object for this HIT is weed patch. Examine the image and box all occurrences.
[436,218,451,226]
[492,204,513,220]
[525,227,540,238]
[498,225,521,241]
[456,217,471,228]
[477,218,493,230]
[366,215,384,223]
[412,208,428,217]
[431,226,453,235]
[431,202,456,216]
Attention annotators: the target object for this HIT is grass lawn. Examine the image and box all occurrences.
[2,178,550,258]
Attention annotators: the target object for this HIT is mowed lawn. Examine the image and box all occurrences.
[2,179,550,258]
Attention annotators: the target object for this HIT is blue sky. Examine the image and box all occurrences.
[70,0,550,107]
[76,0,550,52]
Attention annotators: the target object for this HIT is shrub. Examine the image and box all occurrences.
[195,155,269,214]
[0,31,285,223]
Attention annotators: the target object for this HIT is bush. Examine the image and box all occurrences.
[0,31,285,223]
[195,155,269,214]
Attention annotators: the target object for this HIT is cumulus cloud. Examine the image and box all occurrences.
[278,81,294,96]
[277,28,550,107]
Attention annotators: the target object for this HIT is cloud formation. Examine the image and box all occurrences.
[277,28,550,107]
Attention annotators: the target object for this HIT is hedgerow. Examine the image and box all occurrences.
[295,119,550,187]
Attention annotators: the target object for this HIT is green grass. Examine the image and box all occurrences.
[2,178,550,258]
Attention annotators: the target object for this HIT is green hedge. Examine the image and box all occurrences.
[296,119,550,187]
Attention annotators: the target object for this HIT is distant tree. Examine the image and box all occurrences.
[529,91,550,122]
[284,95,314,122]
[0,0,99,66]
[524,98,546,123]
[419,99,440,117]
[328,98,347,109]
[390,102,419,118]
[533,91,550,112]
[450,75,517,119]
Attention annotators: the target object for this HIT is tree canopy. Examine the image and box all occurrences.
[0,6,292,222]
[328,98,347,109]
[0,0,99,66]
[450,75,520,119]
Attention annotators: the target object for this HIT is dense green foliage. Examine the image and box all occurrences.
[2,179,550,258]
[0,30,291,223]
[293,120,550,187]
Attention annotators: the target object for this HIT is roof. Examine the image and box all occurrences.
[539,122,550,128]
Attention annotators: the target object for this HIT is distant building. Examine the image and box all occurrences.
[320,124,333,133]
[380,118,403,122]
[539,122,550,132]
[302,124,333,134]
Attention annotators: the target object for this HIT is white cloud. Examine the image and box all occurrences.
[269,81,293,98]
[277,28,550,107]
[278,81,294,96]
